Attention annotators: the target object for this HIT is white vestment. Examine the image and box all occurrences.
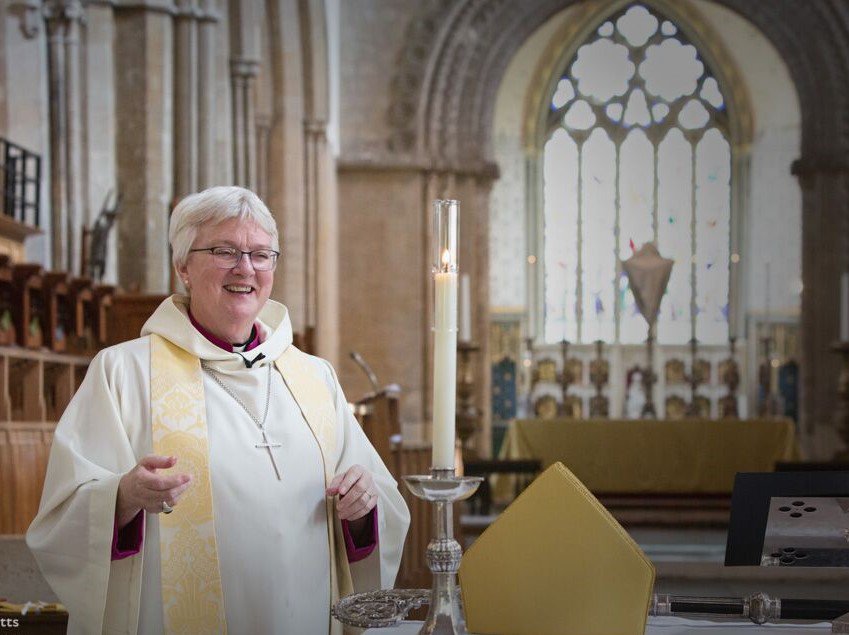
[27,296,410,634]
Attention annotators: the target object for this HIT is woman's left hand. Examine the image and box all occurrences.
[327,464,378,521]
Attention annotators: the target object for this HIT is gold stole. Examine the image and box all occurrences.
[150,335,352,634]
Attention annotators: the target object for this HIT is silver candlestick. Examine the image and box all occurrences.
[403,469,482,633]
[332,468,482,633]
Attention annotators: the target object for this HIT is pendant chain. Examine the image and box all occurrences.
[201,361,272,433]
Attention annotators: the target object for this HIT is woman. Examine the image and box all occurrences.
[27,186,410,634]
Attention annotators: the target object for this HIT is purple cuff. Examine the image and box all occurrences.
[341,506,378,563]
[111,510,144,560]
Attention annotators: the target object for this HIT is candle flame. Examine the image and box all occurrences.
[441,249,451,267]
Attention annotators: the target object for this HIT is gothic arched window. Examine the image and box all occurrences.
[543,3,731,345]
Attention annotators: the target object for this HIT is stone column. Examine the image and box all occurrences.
[82,2,118,283]
[114,5,174,293]
[264,0,306,333]
[793,157,849,458]
[303,122,318,331]
[230,58,258,189]
[43,0,84,273]
[173,0,199,197]
[305,120,339,365]
[450,169,495,457]
[196,0,219,188]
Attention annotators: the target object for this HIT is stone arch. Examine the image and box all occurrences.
[394,0,849,163]
[522,0,755,154]
[392,0,849,454]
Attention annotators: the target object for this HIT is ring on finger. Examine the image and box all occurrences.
[162,501,174,514]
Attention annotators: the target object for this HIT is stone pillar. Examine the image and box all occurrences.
[306,120,339,365]
[230,58,258,189]
[82,2,118,283]
[114,5,174,293]
[43,0,84,273]
[265,0,306,332]
[449,170,495,457]
[197,0,219,188]
[793,157,849,458]
[174,0,199,197]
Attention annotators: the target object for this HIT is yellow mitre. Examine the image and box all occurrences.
[459,462,655,635]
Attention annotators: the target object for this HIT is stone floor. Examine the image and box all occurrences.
[0,536,57,604]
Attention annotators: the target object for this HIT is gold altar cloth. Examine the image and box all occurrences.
[494,418,798,499]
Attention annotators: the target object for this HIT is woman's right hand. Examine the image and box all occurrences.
[116,455,192,528]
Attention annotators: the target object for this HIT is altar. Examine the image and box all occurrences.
[493,418,798,501]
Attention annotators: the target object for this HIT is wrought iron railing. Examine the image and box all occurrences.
[0,138,41,227]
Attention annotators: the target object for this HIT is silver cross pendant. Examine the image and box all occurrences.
[256,429,283,480]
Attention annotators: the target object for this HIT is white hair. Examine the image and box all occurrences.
[169,186,280,267]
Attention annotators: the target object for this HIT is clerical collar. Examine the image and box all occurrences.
[188,310,262,352]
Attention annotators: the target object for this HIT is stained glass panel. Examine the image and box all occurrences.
[552,78,575,109]
[543,130,579,342]
[616,5,658,47]
[619,129,655,343]
[572,39,634,102]
[598,21,614,37]
[679,99,710,129]
[542,2,732,346]
[564,100,596,129]
[606,103,624,123]
[581,129,617,343]
[641,39,703,100]
[657,129,693,344]
[695,129,730,344]
[623,89,651,127]
[652,103,669,123]
[700,77,724,109]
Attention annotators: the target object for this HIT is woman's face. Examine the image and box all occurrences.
[177,217,276,343]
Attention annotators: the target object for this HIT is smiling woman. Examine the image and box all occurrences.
[170,187,278,343]
[26,185,410,635]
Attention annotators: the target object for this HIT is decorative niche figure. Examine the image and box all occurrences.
[625,366,645,420]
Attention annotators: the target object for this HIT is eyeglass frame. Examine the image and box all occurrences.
[188,246,281,270]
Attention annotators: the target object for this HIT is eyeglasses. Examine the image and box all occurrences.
[189,246,280,271]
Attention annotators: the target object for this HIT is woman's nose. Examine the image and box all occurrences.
[231,251,256,273]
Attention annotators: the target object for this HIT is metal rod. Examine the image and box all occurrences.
[652,592,849,624]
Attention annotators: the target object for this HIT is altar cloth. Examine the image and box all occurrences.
[494,417,798,500]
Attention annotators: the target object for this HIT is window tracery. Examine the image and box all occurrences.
[543,3,731,346]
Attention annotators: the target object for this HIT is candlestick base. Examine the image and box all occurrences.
[331,469,482,633]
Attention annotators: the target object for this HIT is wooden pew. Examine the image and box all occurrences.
[106,293,167,345]
[12,264,43,349]
[0,347,90,534]
[0,256,15,346]
[67,277,94,354]
[42,272,70,353]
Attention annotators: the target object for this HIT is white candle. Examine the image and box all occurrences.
[841,271,849,341]
[433,267,458,469]
[459,273,471,342]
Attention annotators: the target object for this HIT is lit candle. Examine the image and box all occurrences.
[432,200,459,470]
[841,271,849,342]
[459,273,471,343]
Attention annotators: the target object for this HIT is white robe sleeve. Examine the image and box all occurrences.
[26,347,142,635]
[320,360,410,591]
